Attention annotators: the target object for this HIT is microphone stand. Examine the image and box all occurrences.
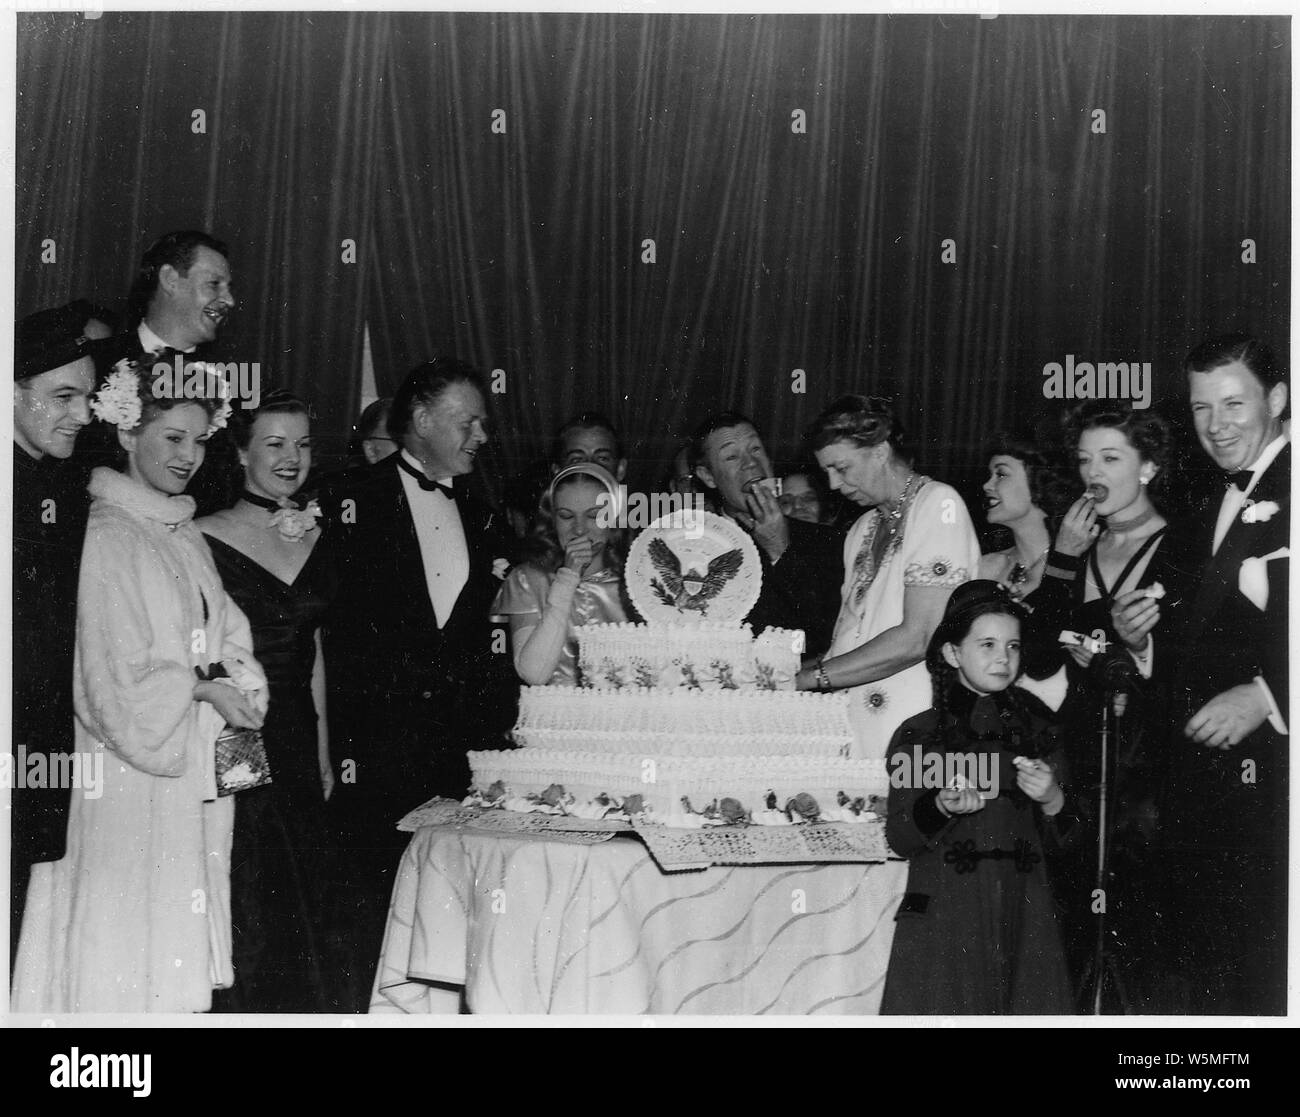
[1078,655,1135,1015]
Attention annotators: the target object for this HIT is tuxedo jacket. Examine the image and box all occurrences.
[1158,444,1290,853]
[745,516,846,659]
[319,455,518,810]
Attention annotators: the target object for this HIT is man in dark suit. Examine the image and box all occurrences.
[691,412,845,658]
[1114,334,1289,1014]
[84,231,238,511]
[91,229,236,370]
[320,357,518,1011]
[11,304,98,974]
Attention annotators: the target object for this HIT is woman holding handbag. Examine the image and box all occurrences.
[13,358,267,1013]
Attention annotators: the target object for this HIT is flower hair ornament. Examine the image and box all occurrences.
[89,363,144,430]
[90,358,234,437]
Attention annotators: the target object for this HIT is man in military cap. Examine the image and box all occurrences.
[11,302,99,973]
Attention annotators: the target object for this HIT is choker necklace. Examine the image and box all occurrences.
[1102,504,1158,535]
[242,489,305,513]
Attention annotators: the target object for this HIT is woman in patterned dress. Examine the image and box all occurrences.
[795,395,980,1013]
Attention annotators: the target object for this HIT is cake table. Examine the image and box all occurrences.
[369,824,907,1015]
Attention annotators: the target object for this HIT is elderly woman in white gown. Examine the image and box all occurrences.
[796,395,979,1012]
[14,361,267,1013]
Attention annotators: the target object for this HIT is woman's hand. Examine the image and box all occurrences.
[1054,493,1101,557]
[1111,588,1159,654]
[1064,643,1095,670]
[936,786,985,816]
[195,680,264,729]
[563,536,594,577]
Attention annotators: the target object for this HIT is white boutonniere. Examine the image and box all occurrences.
[268,500,322,543]
[1238,547,1289,612]
[1241,499,1281,525]
[492,557,511,580]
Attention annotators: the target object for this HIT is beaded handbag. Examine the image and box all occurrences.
[215,725,273,796]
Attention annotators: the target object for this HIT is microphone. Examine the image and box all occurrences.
[1087,648,1139,718]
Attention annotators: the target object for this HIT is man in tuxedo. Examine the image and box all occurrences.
[1114,334,1289,1014]
[84,231,238,509]
[320,357,518,1011]
[92,229,236,369]
[691,413,844,658]
[11,304,98,973]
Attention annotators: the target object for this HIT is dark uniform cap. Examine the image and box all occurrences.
[15,301,101,381]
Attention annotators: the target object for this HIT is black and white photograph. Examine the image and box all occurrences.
[4,0,1292,1048]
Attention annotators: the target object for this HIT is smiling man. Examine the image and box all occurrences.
[690,412,844,657]
[11,303,98,975]
[320,356,517,1012]
[1112,333,1289,1015]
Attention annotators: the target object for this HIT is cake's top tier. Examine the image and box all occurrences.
[577,620,804,690]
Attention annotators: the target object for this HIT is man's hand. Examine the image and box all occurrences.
[736,484,790,563]
[1111,588,1158,655]
[1185,684,1270,749]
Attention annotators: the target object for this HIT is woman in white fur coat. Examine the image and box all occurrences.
[14,361,267,1013]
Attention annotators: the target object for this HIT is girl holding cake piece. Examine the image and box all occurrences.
[881,580,1076,1015]
[495,462,631,685]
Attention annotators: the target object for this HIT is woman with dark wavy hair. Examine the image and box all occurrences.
[1037,399,1196,1010]
[196,389,335,1012]
[977,434,1074,600]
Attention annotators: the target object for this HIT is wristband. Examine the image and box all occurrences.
[815,659,831,691]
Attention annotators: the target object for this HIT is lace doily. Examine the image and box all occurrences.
[397,798,895,872]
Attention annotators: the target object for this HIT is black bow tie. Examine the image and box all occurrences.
[1225,470,1254,492]
[241,489,312,512]
[396,454,455,499]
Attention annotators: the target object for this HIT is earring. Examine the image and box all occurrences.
[1140,475,1150,486]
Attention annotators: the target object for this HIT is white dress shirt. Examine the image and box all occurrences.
[397,450,469,628]
[137,320,195,355]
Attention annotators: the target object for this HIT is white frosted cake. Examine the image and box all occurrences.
[468,622,886,826]
[467,511,885,827]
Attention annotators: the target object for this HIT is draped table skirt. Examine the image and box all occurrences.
[370,827,906,1015]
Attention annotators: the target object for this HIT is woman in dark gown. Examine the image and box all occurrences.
[197,390,334,1012]
[1026,402,1196,1011]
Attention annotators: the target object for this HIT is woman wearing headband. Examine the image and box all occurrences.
[492,462,631,685]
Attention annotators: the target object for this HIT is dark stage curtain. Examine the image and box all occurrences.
[16,12,1289,492]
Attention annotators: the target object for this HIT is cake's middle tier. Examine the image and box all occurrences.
[514,685,854,757]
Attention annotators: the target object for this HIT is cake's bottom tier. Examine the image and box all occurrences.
[467,748,889,821]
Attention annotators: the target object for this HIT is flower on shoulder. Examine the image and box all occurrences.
[864,687,889,713]
[268,500,322,543]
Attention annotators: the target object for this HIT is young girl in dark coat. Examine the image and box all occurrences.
[881,579,1079,1015]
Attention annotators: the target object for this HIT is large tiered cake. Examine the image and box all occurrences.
[467,511,887,827]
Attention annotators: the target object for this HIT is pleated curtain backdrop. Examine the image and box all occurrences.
[16,12,1289,493]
